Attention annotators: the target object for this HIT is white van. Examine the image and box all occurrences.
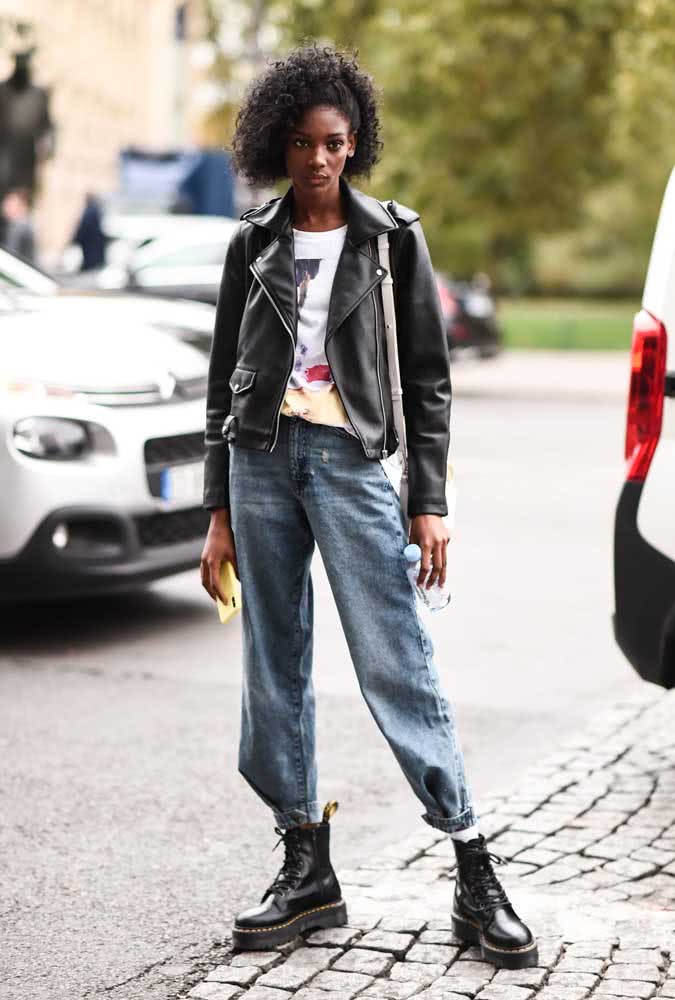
[614,166,675,688]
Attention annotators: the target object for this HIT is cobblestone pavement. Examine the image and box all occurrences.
[170,688,675,1000]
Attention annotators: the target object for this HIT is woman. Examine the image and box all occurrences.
[200,43,537,969]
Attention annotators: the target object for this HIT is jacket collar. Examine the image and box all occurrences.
[241,175,398,245]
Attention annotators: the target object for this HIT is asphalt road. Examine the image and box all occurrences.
[1,353,645,1000]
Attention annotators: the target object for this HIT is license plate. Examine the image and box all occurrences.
[159,461,204,504]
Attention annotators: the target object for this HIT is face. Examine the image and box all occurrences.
[285,105,357,193]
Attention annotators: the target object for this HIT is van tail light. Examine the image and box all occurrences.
[625,309,667,482]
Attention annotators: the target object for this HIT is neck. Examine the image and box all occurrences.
[290,178,347,231]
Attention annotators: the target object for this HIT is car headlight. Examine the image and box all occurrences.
[13,416,91,460]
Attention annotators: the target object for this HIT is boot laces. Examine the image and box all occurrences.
[450,838,510,915]
[263,826,306,899]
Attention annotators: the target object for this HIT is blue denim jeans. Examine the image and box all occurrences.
[228,412,478,834]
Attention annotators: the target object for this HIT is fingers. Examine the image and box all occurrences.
[200,555,228,604]
[437,538,448,589]
[423,540,446,589]
[432,539,448,589]
[200,557,216,601]
[200,522,239,601]
[415,538,449,589]
[417,542,433,587]
[211,561,228,605]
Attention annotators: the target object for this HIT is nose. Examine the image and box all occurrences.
[308,147,327,169]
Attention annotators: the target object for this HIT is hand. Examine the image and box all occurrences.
[409,514,450,590]
[200,509,239,603]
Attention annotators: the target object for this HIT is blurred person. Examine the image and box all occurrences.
[71,192,105,271]
[0,50,54,198]
[0,187,36,262]
[200,43,538,968]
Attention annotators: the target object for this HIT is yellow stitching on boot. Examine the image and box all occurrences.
[322,800,339,823]
[234,899,345,934]
[452,910,538,954]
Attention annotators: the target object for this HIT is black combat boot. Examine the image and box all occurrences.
[232,801,347,950]
[451,834,538,969]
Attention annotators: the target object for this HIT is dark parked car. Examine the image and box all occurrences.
[435,272,502,358]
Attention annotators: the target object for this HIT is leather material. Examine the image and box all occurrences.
[453,835,535,951]
[234,821,342,932]
[203,174,452,518]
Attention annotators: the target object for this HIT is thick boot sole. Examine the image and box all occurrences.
[452,911,539,969]
[232,899,348,951]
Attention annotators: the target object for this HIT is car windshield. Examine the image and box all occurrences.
[0,247,58,295]
[0,280,42,317]
[136,241,230,270]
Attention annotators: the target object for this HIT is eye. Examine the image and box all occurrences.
[327,140,343,150]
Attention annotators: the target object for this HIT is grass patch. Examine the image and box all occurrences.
[499,298,639,350]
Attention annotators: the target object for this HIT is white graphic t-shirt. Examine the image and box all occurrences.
[280,224,358,436]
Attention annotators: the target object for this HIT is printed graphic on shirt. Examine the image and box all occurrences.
[295,258,320,310]
[291,257,335,390]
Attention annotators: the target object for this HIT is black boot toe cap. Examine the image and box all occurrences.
[486,905,535,949]
[234,896,281,930]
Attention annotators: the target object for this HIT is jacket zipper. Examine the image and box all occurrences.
[372,286,388,458]
[323,340,369,453]
[250,262,295,451]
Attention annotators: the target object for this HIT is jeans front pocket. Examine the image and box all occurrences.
[326,424,359,441]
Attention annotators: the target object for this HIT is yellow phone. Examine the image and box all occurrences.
[216,560,242,624]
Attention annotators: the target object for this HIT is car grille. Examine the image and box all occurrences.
[144,431,205,498]
[77,375,208,407]
[135,506,209,548]
[144,431,204,466]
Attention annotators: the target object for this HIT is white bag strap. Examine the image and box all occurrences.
[376,229,410,536]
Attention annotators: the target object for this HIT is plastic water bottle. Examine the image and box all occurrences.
[404,543,451,612]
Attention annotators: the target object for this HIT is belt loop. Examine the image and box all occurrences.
[222,414,236,441]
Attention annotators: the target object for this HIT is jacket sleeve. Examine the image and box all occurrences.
[203,222,247,511]
[391,218,452,518]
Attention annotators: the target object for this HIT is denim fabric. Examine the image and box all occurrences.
[228,412,478,833]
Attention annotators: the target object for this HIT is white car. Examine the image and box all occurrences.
[614,165,675,688]
[96,219,237,305]
[0,285,213,602]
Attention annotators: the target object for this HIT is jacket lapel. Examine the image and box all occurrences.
[324,237,384,345]
[243,176,398,344]
[249,232,297,342]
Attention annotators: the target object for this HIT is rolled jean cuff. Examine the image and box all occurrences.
[273,800,323,830]
[421,804,479,834]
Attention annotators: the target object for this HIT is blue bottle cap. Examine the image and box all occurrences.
[403,543,422,562]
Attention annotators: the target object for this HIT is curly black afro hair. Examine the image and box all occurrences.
[230,42,383,186]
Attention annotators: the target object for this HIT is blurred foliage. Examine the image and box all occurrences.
[499,298,638,350]
[533,0,675,295]
[205,0,675,294]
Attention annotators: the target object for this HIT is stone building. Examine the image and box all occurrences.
[0,1,205,262]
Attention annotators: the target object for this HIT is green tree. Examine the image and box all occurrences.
[276,0,632,288]
[533,0,675,295]
[203,0,675,293]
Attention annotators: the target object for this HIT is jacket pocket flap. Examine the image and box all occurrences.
[229,367,257,394]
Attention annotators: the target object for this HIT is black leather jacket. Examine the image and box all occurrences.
[203,175,451,517]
